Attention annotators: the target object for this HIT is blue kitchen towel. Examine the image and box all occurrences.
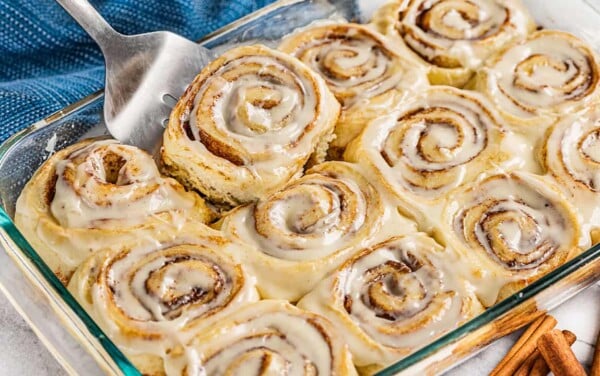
[0,0,275,141]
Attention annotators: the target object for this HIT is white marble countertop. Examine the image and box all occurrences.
[0,284,597,375]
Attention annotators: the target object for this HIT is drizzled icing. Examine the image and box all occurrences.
[542,106,600,234]
[67,233,259,358]
[163,300,356,376]
[298,234,481,367]
[162,44,339,205]
[346,86,505,203]
[14,139,212,282]
[442,172,583,305]
[481,30,600,128]
[397,0,533,70]
[51,140,194,229]
[220,161,417,301]
[188,56,318,158]
[280,23,427,108]
[246,165,375,261]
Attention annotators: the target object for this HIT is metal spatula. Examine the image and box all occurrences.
[57,0,213,153]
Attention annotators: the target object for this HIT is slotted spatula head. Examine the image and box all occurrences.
[102,32,212,153]
[57,0,213,153]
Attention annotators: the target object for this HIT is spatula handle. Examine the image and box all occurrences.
[55,0,122,49]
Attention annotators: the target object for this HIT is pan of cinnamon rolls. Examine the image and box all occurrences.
[13,0,600,374]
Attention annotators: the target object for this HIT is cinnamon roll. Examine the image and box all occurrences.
[439,171,585,306]
[219,161,417,301]
[162,45,340,206]
[540,105,600,240]
[14,139,213,283]
[298,234,483,369]
[373,0,535,87]
[279,23,428,158]
[473,30,600,136]
[344,86,508,229]
[164,300,357,376]
[68,228,259,375]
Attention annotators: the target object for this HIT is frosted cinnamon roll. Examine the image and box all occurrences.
[373,0,535,87]
[219,161,417,301]
[162,45,340,206]
[164,300,357,376]
[344,86,508,229]
[68,228,259,375]
[15,139,212,283]
[279,23,428,158]
[473,30,600,135]
[298,234,483,369]
[540,105,600,240]
[439,172,584,306]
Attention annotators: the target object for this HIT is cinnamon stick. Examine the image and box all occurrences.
[592,328,600,376]
[537,329,586,376]
[491,315,557,376]
[526,330,576,376]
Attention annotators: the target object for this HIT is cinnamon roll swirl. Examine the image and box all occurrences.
[15,139,212,283]
[164,300,357,376]
[344,86,507,229]
[373,0,535,87]
[68,228,259,375]
[473,30,600,135]
[162,45,340,206]
[439,172,585,306]
[298,234,483,369]
[540,105,600,240]
[279,23,428,158]
[219,161,417,301]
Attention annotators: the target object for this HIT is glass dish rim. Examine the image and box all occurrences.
[0,0,598,374]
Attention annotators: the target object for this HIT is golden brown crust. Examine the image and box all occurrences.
[372,0,536,87]
[15,138,213,282]
[473,30,600,138]
[298,234,483,369]
[161,44,339,206]
[344,86,507,231]
[67,228,259,375]
[438,172,584,306]
[163,301,358,375]
[280,23,428,158]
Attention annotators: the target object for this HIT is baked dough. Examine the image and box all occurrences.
[161,44,340,206]
[15,139,212,283]
[164,300,357,376]
[219,161,417,301]
[373,0,535,87]
[68,226,259,375]
[298,234,483,369]
[279,23,428,158]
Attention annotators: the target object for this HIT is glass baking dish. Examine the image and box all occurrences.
[0,0,599,375]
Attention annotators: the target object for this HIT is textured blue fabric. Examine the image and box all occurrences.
[0,0,274,141]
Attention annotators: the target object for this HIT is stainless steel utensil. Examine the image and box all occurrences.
[56,0,213,153]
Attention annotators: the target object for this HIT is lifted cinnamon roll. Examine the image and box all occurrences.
[162,45,340,206]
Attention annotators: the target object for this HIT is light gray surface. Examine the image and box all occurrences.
[0,291,64,375]
[0,284,598,375]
